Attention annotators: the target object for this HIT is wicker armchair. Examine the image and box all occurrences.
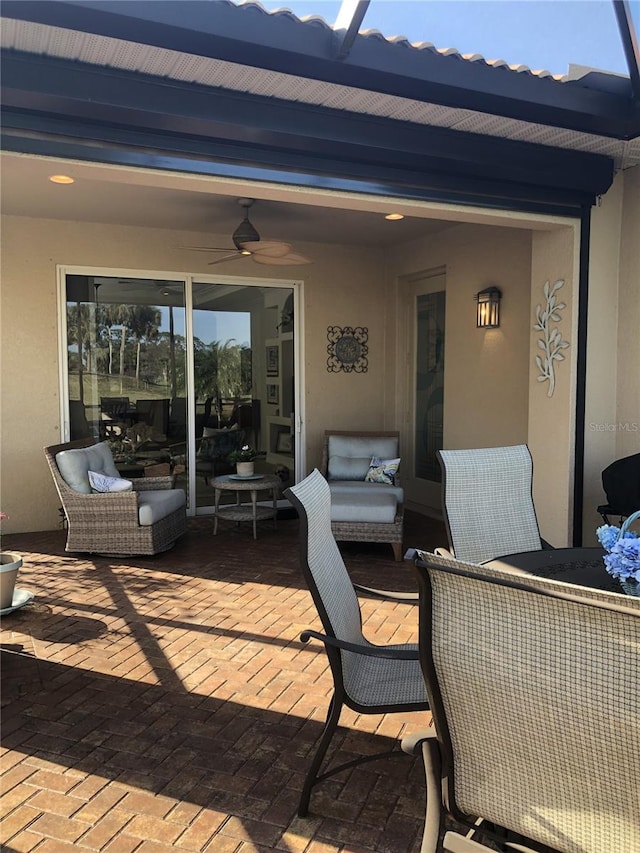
[322,430,405,561]
[285,470,428,817]
[405,550,640,853]
[45,438,187,556]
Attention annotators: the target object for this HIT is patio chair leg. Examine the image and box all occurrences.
[392,542,402,561]
[419,737,441,853]
[298,693,342,818]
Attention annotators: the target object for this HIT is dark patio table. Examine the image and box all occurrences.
[482,546,624,594]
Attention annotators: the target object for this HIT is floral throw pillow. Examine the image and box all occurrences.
[365,457,400,486]
[88,471,133,493]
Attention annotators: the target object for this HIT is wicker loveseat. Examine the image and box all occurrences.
[45,438,187,556]
[322,430,404,561]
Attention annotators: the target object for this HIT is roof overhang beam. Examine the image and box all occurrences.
[0,52,614,203]
[2,0,639,140]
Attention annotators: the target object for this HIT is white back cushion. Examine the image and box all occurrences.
[328,435,399,460]
[56,442,120,494]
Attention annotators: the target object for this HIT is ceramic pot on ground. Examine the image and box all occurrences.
[0,552,22,609]
[236,461,255,477]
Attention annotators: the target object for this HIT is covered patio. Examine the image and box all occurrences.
[1,512,447,853]
[1,0,639,549]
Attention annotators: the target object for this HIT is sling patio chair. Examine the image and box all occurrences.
[404,549,640,853]
[285,468,429,817]
[437,444,552,564]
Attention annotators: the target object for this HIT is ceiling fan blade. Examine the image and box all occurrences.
[207,253,244,265]
[252,251,312,266]
[179,246,238,253]
[283,251,312,264]
[240,240,292,257]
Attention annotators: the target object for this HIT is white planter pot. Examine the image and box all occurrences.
[236,461,255,477]
[0,552,22,609]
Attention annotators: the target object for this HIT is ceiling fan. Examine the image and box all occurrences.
[182,198,312,266]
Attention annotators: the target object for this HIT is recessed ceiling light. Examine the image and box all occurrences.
[49,174,75,184]
[384,213,404,221]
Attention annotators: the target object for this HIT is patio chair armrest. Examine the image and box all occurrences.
[65,491,139,510]
[400,724,437,755]
[405,546,455,561]
[133,476,176,491]
[352,582,418,603]
[300,629,419,659]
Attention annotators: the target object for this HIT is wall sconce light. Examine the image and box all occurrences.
[475,286,502,328]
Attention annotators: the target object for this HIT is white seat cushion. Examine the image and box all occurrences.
[137,489,186,526]
[330,490,397,524]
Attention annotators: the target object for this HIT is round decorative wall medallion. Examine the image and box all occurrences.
[335,334,361,364]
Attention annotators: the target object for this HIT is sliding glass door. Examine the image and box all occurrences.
[190,282,295,511]
[63,272,296,513]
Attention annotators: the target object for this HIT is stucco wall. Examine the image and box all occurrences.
[529,227,578,546]
[616,166,640,459]
[388,222,532,452]
[0,214,390,533]
[583,166,640,544]
[1,205,614,543]
[584,172,623,542]
[301,242,397,467]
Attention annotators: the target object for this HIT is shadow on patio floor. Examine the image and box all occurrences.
[1,510,448,853]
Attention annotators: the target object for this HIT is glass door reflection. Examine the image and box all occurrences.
[65,274,189,493]
[191,282,294,512]
[65,274,296,514]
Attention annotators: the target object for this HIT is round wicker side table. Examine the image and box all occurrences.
[212,474,280,540]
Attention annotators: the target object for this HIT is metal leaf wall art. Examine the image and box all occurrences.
[533,278,569,397]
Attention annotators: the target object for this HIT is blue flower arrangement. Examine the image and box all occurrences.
[596,510,640,584]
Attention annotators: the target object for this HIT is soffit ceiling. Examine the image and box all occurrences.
[0,152,455,247]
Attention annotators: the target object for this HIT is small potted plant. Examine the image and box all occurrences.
[229,445,257,477]
[0,512,23,610]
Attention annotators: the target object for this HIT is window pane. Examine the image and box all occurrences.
[415,290,445,483]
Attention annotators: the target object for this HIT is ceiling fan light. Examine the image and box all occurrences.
[385,213,404,220]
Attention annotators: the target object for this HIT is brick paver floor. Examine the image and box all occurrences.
[1,510,446,853]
